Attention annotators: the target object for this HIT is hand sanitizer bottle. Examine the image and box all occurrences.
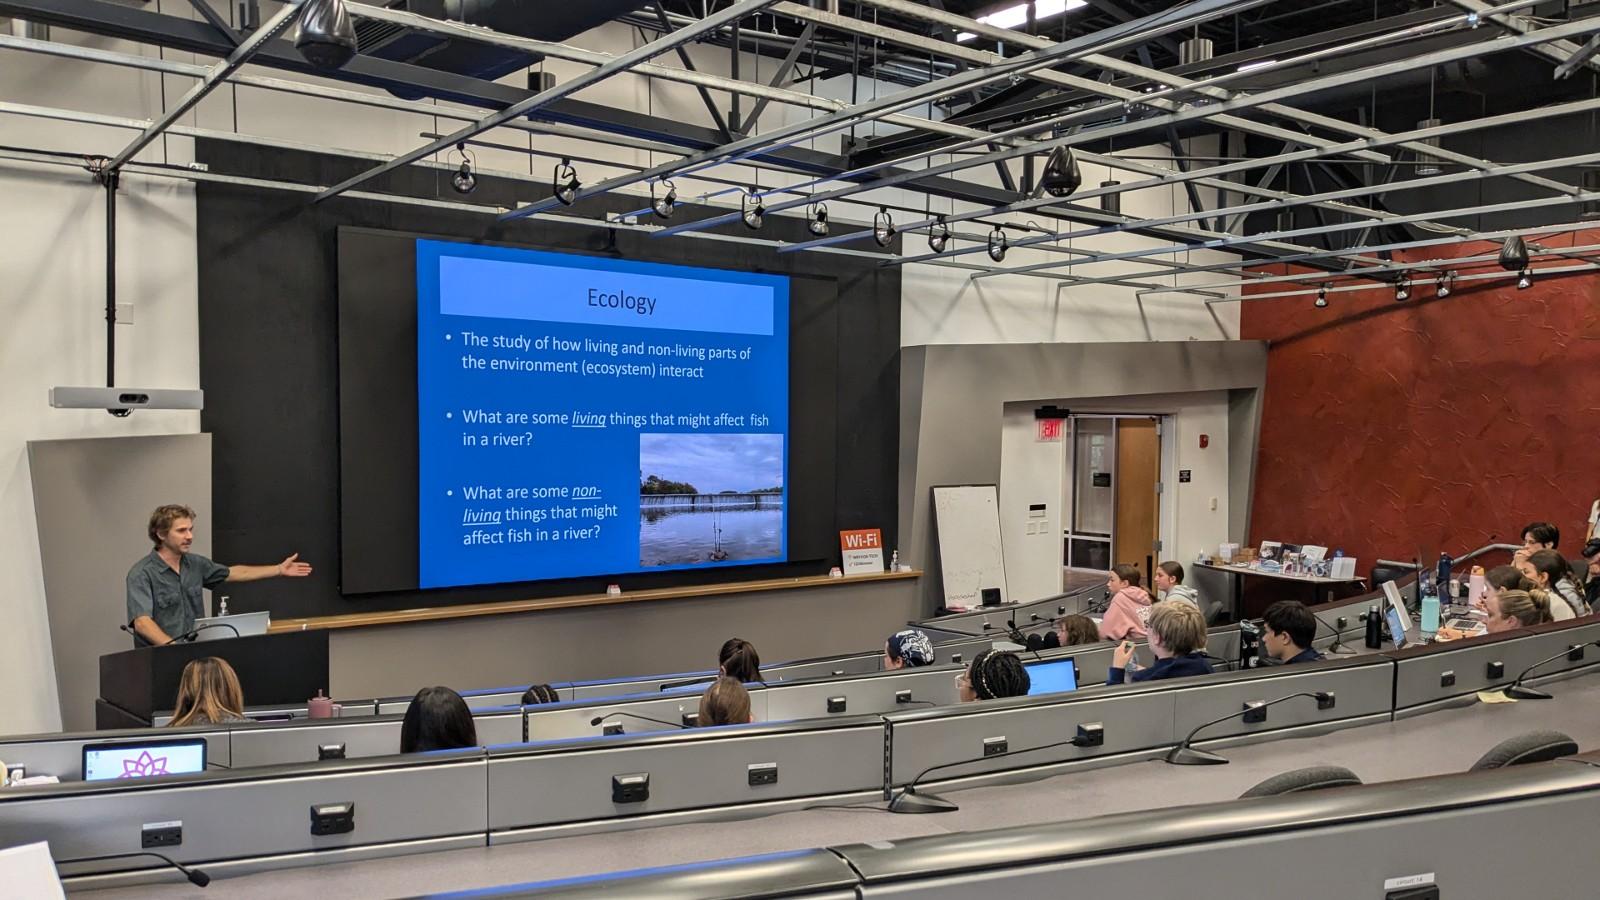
[889,550,900,573]
[218,595,230,617]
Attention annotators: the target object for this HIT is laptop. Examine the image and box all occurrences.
[191,611,270,641]
[1024,657,1079,696]
[82,738,207,782]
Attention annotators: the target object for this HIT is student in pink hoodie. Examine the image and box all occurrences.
[1098,564,1153,641]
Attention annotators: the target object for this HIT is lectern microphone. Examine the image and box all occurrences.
[1166,692,1334,765]
[590,711,688,731]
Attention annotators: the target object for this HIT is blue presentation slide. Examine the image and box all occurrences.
[415,239,790,590]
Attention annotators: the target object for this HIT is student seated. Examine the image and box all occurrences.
[1098,564,1154,641]
[1261,601,1323,665]
[1108,602,1213,685]
[399,686,478,753]
[718,637,762,684]
[1154,561,1201,610]
[883,629,935,669]
[520,684,559,705]
[168,657,249,727]
[1515,521,1560,564]
[955,649,1030,702]
[1583,538,1600,615]
[698,676,754,726]
[1042,614,1100,649]
[1441,588,1553,639]
[1518,550,1584,618]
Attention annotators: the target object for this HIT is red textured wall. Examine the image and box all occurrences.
[1241,229,1600,572]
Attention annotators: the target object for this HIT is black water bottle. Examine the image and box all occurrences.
[1364,604,1383,649]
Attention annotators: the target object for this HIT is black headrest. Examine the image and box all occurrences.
[1240,765,1363,798]
[1469,731,1579,771]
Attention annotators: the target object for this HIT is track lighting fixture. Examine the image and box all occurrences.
[1436,271,1454,298]
[552,159,580,206]
[1038,146,1083,198]
[1314,285,1328,308]
[806,202,829,237]
[1517,267,1533,290]
[449,143,476,195]
[1394,278,1410,302]
[986,225,1008,263]
[1498,235,1529,271]
[650,179,676,219]
[872,207,895,248]
[741,190,765,230]
[928,216,950,254]
[296,0,358,70]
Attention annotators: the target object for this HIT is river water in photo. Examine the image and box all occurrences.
[639,504,784,567]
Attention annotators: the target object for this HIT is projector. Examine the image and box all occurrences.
[49,386,204,416]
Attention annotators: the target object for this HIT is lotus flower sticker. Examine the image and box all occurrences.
[120,750,169,778]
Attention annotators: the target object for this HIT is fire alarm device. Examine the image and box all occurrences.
[1199,434,1210,449]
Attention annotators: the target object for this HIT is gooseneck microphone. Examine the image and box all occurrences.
[888,723,1105,814]
[589,711,687,731]
[1165,691,1333,765]
[174,623,241,642]
[57,851,210,887]
[1501,641,1600,700]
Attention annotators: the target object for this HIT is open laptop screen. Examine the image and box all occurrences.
[1024,658,1079,696]
[82,739,207,782]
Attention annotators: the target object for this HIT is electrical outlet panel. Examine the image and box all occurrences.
[141,822,182,849]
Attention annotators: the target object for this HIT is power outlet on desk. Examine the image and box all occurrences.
[1568,644,1586,662]
[983,736,1008,757]
[680,712,700,728]
[1440,670,1456,688]
[141,822,182,849]
[1486,661,1505,680]
[1241,701,1268,724]
[747,763,778,787]
[1316,692,1337,711]
[1336,616,1348,629]
[612,773,650,804]
[309,802,355,836]
[826,696,847,713]
[895,690,914,704]
[603,723,624,736]
[1386,887,1440,900]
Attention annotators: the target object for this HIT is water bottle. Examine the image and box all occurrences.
[1364,605,1383,649]
[1436,553,1452,595]
[218,595,230,617]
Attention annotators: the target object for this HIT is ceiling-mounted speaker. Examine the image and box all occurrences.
[296,0,358,70]
[1038,147,1083,198]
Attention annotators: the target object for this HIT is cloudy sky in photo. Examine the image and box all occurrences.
[640,433,784,494]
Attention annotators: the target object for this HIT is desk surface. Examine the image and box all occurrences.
[266,569,919,633]
[78,672,1600,900]
[1195,561,1365,585]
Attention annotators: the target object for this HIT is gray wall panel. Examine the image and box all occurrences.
[487,726,886,831]
[27,434,213,733]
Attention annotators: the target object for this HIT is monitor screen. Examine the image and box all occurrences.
[1024,658,1079,696]
[82,739,207,782]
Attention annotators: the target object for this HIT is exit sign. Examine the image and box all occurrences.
[1037,419,1065,442]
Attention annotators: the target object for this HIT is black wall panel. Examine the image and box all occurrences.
[194,140,898,619]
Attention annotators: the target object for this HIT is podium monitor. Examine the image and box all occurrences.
[83,738,207,782]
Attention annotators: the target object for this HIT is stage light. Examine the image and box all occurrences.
[650,179,676,219]
[1394,278,1410,302]
[1436,271,1454,298]
[741,191,765,230]
[806,202,829,237]
[552,159,580,206]
[1038,146,1083,198]
[1498,235,1529,271]
[1517,267,1533,290]
[986,225,1008,262]
[928,216,950,253]
[872,207,895,248]
[449,143,476,195]
[1314,285,1328,308]
[296,0,358,70]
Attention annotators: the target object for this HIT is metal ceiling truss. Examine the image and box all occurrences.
[2,0,1598,293]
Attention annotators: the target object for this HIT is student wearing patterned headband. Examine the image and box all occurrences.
[956,649,1030,702]
[883,629,935,669]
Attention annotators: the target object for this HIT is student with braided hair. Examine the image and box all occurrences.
[520,683,560,705]
[1107,601,1212,685]
[955,649,1031,702]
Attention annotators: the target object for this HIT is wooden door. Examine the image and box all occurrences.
[1112,418,1161,586]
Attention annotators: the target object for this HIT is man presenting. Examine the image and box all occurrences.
[125,504,313,646]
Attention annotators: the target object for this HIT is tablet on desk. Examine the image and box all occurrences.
[82,739,206,782]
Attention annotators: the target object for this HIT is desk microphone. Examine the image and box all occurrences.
[174,623,241,642]
[57,851,210,887]
[1500,641,1600,700]
[1166,691,1333,765]
[589,711,687,731]
[888,722,1106,814]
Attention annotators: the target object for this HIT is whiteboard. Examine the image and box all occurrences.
[932,484,1008,607]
